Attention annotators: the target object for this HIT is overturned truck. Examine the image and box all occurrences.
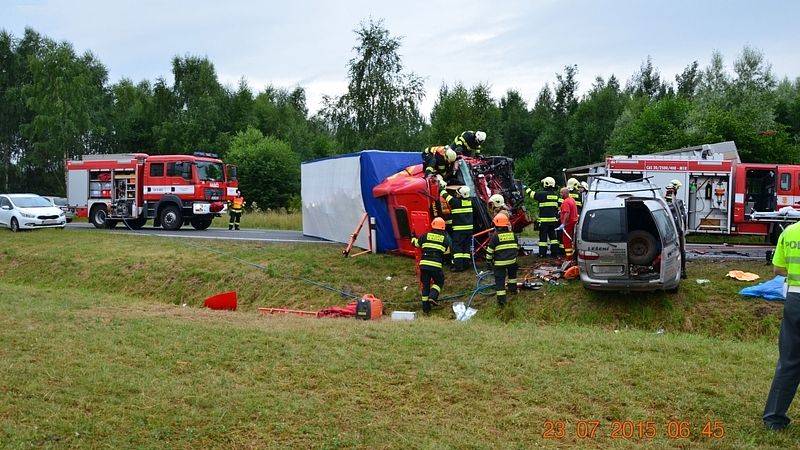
[373,155,531,257]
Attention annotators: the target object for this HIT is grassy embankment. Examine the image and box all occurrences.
[0,229,795,447]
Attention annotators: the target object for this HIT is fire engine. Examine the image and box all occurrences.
[373,155,531,257]
[576,141,800,243]
[66,153,238,230]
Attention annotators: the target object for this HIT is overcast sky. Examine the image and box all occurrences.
[5,0,800,115]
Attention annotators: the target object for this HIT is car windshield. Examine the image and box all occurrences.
[581,207,626,242]
[12,196,52,208]
[196,161,224,181]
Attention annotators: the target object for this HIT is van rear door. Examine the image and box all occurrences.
[648,201,681,283]
[579,207,628,279]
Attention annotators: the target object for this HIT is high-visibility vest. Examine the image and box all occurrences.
[774,222,800,286]
[231,197,244,211]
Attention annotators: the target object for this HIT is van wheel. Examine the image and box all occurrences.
[125,217,147,230]
[10,217,19,232]
[190,217,213,230]
[90,205,109,229]
[160,205,182,230]
[628,230,658,265]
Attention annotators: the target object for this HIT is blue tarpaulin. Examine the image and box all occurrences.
[359,150,421,252]
[740,276,786,301]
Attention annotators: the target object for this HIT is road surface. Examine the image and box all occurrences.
[66,222,333,244]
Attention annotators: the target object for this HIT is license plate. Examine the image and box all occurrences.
[211,196,219,200]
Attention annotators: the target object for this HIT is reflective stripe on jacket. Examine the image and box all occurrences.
[412,230,452,269]
[486,229,519,266]
[441,188,473,231]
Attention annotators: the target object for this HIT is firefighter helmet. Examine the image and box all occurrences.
[489,193,505,208]
[431,217,446,230]
[457,186,471,198]
[493,213,510,228]
[580,181,589,191]
[671,179,682,189]
[475,131,486,144]
[567,177,579,189]
[445,148,457,163]
[541,177,556,188]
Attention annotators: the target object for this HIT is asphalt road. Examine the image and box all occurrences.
[67,222,773,260]
[66,222,334,244]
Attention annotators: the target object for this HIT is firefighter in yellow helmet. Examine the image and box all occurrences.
[228,189,244,231]
[439,179,473,271]
[560,177,583,215]
[488,193,510,219]
[485,213,519,307]
[525,177,560,257]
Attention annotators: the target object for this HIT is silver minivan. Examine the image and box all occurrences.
[575,178,682,292]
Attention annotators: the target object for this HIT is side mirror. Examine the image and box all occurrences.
[1,205,11,211]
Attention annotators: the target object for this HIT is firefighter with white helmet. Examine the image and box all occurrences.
[524,176,560,257]
[488,193,510,220]
[561,177,583,214]
[451,130,486,157]
[439,181,474,271]
[422,145,457,179]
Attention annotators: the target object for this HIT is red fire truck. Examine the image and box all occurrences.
[67,153,238,230]
[582,141,800,243]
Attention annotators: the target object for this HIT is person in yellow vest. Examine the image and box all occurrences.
[525,177,560,257]
[764,222,800,430]
[228,190,244,231]
[439,179,474,272]
[485,213,519,307]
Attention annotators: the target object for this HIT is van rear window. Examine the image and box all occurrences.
[582,208,625,242]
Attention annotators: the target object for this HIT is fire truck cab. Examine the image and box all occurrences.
[67,153,238,231]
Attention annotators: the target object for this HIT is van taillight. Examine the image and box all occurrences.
[579,250,600,260]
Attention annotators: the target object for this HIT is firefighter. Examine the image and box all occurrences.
[561,177,583,214]
[764,222,800,430]
[411,217,452,315]
[440,180,474,271]
[559,187,579,259]
[451,130,486,157]
[485,213,519,307]
[228,190,244,231]
[422,146,457,178]
[488,193,510,219]
[525,177,560,257]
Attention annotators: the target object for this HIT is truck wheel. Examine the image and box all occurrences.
[90,205,109,229]
[190,217,213,230]
[628,230,658,265]
[105,220,118,229]
[160,205,182,230]
[10,217,19,232]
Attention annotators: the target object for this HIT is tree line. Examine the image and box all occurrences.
[2,20,799,209]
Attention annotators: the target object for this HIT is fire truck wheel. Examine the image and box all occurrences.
[190,217,213,230]
[105,220,118,229]
[90,205,109,229]
[160,205,183,231]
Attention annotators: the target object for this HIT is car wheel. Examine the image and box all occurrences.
[10,217,19,232]
[90,205,109,229]
[628,230,658,265]
[190,217,213,230]
[160,205,182,231]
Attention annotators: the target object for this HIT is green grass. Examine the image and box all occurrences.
[1,281,798,448]
[211,210,302,230]
[0,228,783,341]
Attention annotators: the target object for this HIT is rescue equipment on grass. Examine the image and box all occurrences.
[204,291,238,310]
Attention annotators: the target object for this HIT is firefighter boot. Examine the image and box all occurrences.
[508,280,518,295]
[422,300,432,315]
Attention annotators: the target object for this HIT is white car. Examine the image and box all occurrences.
[0,194,67,232]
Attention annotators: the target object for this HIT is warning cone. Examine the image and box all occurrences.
[204,291,237,310]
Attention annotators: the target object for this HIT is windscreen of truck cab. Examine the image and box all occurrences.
[196,161,224,181]
[582,208,626,242]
